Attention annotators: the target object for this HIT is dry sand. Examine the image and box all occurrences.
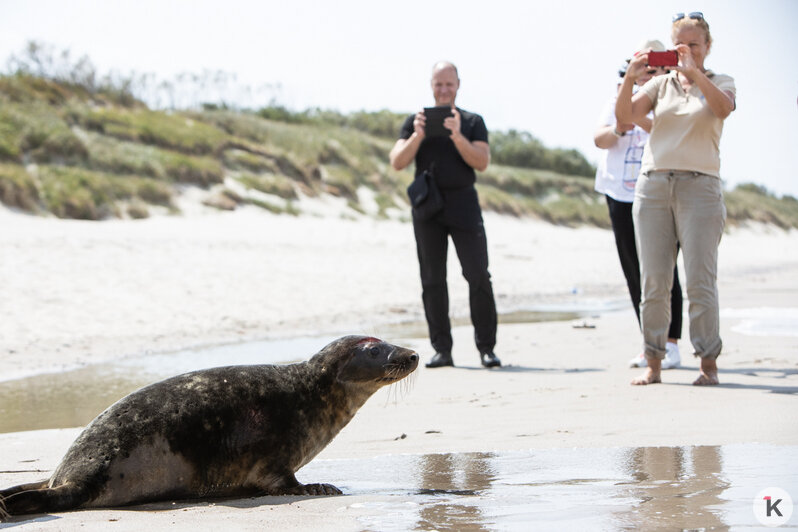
[1,201,797,530]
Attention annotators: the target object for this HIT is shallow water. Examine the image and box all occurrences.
[0,309,590,434]
[0,335,336,434]
[296,445,798,530]
[0,303,791,434]
[722,307,798,337]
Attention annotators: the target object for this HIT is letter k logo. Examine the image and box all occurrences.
[765,496,783,517]
[754,488,792,526]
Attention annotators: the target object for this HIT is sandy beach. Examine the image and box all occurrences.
[1,200,797,529]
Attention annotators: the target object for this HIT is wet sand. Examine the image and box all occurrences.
[1,206,797,529]
[4,444,796,530]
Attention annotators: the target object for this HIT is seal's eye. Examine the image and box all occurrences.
[369,346,380,358]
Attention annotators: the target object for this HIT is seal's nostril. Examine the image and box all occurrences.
[410,353,419,362]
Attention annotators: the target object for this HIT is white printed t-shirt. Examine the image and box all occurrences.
[594,89,650,203]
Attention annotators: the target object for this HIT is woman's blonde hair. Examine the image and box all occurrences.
[672,14,712,47]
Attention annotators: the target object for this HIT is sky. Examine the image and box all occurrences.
[2,0,797,196]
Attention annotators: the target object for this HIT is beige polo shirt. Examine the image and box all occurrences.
[639,70,736,177]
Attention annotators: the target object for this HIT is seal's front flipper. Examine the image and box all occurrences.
[0,484,87,518]
[262,473,342,496]
[289,483,342,496]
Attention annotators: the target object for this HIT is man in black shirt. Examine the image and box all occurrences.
[389,61,500,369]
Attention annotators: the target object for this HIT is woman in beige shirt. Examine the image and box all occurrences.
[615,12,736,386]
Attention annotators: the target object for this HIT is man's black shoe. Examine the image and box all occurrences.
[425,351,454,368]
[480,351,501,368]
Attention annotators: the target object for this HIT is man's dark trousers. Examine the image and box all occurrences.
[413,212,497,354]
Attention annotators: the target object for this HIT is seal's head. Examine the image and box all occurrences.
[310,335,418,393]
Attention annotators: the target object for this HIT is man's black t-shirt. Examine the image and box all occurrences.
[399,108,488,190]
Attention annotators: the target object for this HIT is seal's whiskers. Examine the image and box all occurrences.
[382,368,416,405]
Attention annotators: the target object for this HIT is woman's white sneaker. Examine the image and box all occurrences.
[662,342,681,369]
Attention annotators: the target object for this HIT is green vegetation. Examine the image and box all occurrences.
[236,172,297,199]
[725,183,798,229]
[0,51,795,228]
[0,102,88,164]
[0,162,40,211]
[83,132,224,185]
[37,165,173,220]
[79,107,230,155]
[490,130,595,177]
[256,106,406,139]
[475,164,608,226]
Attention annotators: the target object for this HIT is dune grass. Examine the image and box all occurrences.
[476,164,610,226]
[79,107,230,155]
[38,165,173,220]
[0,162,39,211]
[1,72,796,228]
[0,103,88,164]
[83,131,224,186]
[223,149,280,173]
[195,109,409,195]
[725,183,798,229]
[235,172,297,200]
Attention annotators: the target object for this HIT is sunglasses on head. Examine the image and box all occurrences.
[673,11,704,22]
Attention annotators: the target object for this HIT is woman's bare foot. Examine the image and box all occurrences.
[693,358,719,385]
[631,358,661,385]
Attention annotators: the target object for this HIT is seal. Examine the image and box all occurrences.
[0,335,418,519]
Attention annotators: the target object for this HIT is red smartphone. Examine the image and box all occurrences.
[648,50,679,67]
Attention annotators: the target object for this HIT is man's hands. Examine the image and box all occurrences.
[389,109,427,170]
[416,106,459,139]
[390,105,490,172]
[413,111,427,140]
[443,106,461,140]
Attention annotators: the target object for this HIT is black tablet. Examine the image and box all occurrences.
[424,106,454,137]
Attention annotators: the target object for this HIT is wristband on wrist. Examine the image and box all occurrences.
[612,127,626,137]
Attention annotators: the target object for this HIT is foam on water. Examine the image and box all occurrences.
[722,307,798,337]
